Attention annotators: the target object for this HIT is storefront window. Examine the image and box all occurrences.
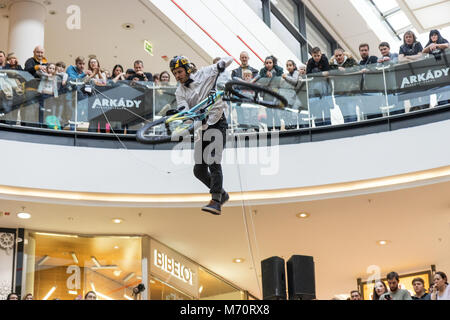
[198,267,244,300]
[244,0,263,19]
[306,17,332,57]
[23,232,142,300]
[270,12,302,59]
[271,0,299,28]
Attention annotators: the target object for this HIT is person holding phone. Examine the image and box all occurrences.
[379,272,412,300]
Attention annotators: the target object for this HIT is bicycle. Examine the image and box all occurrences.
[136,80,288,144]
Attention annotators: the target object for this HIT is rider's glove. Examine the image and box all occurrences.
[217,60,226,73]
[166,106,185,116]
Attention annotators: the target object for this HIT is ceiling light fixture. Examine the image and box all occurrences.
[233,258,245,263]
[113,270,122,277]
[377,240,390,246]
[123,272,135,282]
[35,232,78,238]
[112,218,123,224]
[43,286,56,300]
[37,255,49,266]
[68,290,78,295]
[17,206,31,219]
[296,212,310,219]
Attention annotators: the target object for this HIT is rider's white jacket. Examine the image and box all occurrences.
[175,56,233,126]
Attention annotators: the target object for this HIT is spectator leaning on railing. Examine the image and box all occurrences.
[127,60,153,82]
[329,48,358,71]
[24,46,48,78]
[5,53,23,70]
[423,29,449,58]
[378,42,399,64]
[306,47,330,74]
[67,56,87,81]
[359,43,378,67]
[232,51,259,79]
[399,30,423,63]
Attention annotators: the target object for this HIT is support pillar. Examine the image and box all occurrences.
[8,0,46,65]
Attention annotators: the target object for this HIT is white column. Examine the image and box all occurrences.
[8,0,46,65]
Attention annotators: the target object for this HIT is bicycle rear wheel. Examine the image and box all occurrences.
[224,80,288,109]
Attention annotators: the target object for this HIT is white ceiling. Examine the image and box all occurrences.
[0,0,212,78]
[399,0,450,33]
[1,180,449,299]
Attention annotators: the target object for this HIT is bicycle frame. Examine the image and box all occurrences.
[164,90,225,126]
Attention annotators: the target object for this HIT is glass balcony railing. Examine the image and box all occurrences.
[0,51,449,137]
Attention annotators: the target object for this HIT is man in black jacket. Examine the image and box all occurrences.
[306,47,332,126]
[231,51,258,79]
[24,46,48,78]
[127,60,153,82]
[359,43,378,66]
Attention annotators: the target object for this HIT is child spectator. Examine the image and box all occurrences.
[399,30,423,62]
[153,73,161,85]
[159,71,171,85]
[282,59,299,85]
[423,29,449,58]
[37,63,59,127]
[5,53,23,70]
[55,62,68,88]
[378,42,399,64]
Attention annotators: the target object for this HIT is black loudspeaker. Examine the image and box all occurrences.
[261,256,286,300]
[286,255,316,300]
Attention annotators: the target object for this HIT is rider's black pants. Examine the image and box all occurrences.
[193,115,227,202]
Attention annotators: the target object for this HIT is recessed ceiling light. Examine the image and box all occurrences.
[112,218,123,224]
[233,258,245,263]
[17,212,31,219]
[113,270,122,277]
[122,23,134,30]
[114,246,119,249]
[17,206,31,219]
[296,212,310,219]
[377,240,390,246]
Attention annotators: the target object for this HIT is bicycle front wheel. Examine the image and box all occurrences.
[136,117,172,144]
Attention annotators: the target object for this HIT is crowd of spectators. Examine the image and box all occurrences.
[348,271,450,301]
[5,271,448,300]
[0,28,448,131]
[5,290,99,300]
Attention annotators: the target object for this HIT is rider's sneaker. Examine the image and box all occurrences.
[221,192,230,206]
[202,200,222,215]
